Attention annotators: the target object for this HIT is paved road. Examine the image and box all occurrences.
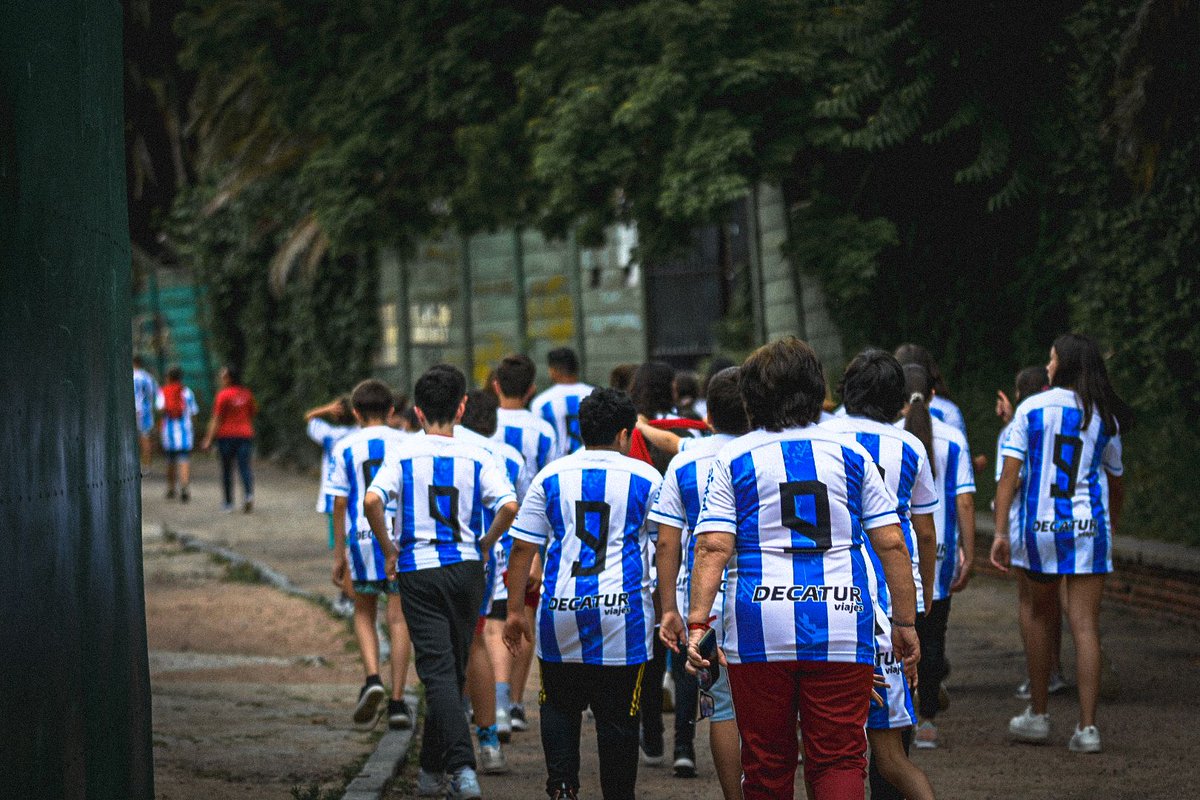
[146,456,1200,799]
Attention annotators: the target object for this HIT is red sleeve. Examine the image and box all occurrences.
[212,389,227,419]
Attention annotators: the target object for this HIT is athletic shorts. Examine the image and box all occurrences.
[162,449,190,464]
[352,579,401,596]
[867,648,916,730]
[1021,567,1063,585]
[708,665,735,723]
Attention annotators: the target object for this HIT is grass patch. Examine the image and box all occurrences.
[222,560,265,584]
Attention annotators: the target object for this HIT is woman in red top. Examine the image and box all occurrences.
[202,365,257,512]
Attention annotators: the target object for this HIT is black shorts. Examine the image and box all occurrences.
[1021,568,1062,585]
[486,603,507,622]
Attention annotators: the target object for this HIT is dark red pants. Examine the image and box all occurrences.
[727,660,873,800]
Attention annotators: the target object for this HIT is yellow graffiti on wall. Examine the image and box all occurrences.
[526,274,574,342]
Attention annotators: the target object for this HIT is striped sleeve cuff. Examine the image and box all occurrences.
[367,485,389,502]
[694,517,737,535]
[910,500,938,511]
[509,524,547,545]
[999,445,1026,461]
[488,492,518,512]
[862,510,901,529]
[647,509,685,526]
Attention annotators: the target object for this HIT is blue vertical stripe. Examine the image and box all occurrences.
[938,442,961,595]
[897,443,919,554]
[781,440,828,662]
[504,427,523,458]
[1023,411,1046,572]
[565,395,583,453]
[366,439,388,579]
[577,469,606,664]
[622,474,652,663]
[539,475,565,662]
[344,448,367,580]
[537,433,552,471]
[398,460,417,572]
[678,462,702,582]
[472,460,485,545]
[432,456,462,566]
[730,452,765,662]
[842,446,876,663]
[1088,430,1111,571]
[1055,409,1083,574]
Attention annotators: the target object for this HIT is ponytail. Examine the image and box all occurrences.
[903,364,937,477]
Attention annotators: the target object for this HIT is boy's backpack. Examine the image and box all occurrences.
[162,383,186,420]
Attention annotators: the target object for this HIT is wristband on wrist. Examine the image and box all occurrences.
[687,621,711,632]
[891,620,916,628]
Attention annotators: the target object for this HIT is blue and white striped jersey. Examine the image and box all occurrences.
[495,407,558,481]
[531,383,596,457]
[647,434,735,622]
[996,420,1025,562]
[899,417,975,600]
[511,449,662,666]
[821,416,938,616]
[455,425,528,612]
[308,418,358,513]
[328,426,413,582]
[694,427,900,666]
[133,368,158,433]
[156,387,199,452]
[367,434,517,574]
[1000,387,1123,575]
[930,395,967,439]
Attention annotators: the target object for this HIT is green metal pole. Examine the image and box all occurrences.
[0,2,154,798]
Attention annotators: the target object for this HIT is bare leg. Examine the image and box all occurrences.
[509,604,537,705]
[467,632,496,728]
[1021,572,1059,715]
[710,719,743,800]
[386,595,412,697]
[140,434,152,469]
[1065,574,1105,728]
[165,459,177,494]
[1052,581,1069,676]
[178,460,191,493]
[868,728,934,800]
[483,618,512,684]
[1019,576,1063,677]
[353,594,380,677]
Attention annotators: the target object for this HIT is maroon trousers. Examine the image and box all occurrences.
[727,660,874,799]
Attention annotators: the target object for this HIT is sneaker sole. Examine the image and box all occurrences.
[913,740,938,750]
[353,685,387,727]
[480,762,510,775]
[1009,730,1050,744]
[641,754,665,767]
[1068,742,1102,753]
[510,721,528,732]
[673,759,697,778]
[388,715,413,730]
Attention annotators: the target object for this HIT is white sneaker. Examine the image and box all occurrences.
[1009,706,1051,743]
[913,720,939,750]
[662,670,675,713]
[495,705,512,742]
[448,766,482,800]
[416,768,447,797]
[480,742,509,774]
[1068,725,1102,753]
[1015,672,1069,700]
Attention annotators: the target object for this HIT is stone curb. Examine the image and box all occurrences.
[146,522,418,798]
[340,693,420,800]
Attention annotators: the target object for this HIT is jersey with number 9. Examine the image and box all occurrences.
[694,427,901,666]
[510,449,663,666]
[1000,386,1123,575]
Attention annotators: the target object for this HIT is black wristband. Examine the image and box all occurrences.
[891,620,916,628]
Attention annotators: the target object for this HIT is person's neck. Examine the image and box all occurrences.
[424,422,456,437]
[588,444,619,453]
[553,376,578,386]
[361,418,388,428]
[498,396,525,410]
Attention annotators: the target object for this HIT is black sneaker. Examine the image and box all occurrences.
[673,742,697,778]
[388,698,413,730]
[353,680,386,728]
[549,783,578,800]
[509,704,528,732]
[165,488,176,500]
[640,733,665,766]
[180,487,190,503]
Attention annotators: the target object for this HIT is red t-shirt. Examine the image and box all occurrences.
[213,386,256,439]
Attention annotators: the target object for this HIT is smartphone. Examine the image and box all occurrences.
[696,627,719,691]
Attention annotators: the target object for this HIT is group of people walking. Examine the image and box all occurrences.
[304,330,1128,800]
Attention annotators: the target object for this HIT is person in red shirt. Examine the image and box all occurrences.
[202,365,257,512]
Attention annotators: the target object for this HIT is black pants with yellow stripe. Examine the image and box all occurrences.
[539,659,645,800]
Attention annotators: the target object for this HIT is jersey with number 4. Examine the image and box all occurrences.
[511,449,662,666]
[327,426,413,582]
[1000,387,1122,575]
[367,434,516,574]
[694,427,900,666]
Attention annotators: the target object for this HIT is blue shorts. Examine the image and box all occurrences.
[709,666,735,723]
[352,579,401,596]
[163,450,190,464]
[867,648,916,730]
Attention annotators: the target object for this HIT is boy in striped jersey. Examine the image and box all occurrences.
[531,348,595,457]
[133,356,158,471]
[156,366,199,502]
[503,388,662,800]
[305,396,357,545]
[327,380,415,732]
[365,365,518,800]
[649,367,748,796]
[488,356,552,734]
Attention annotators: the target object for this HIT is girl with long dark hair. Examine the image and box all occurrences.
[992,333,1128,754]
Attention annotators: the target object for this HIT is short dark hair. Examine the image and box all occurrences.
[461,389,499,437]
[414,364,466,425]
[609,363,637,392]
[133,355,146,368]
[351,379,395,420]
[839,349,906,424]
[224,365,242,385]
[392,390,409,414]
[674,371,700,403]
[495,355,536,398]
[579,388,637,447]
[630,361,676,417]
[547,347,580,376]
[739,337,826,431]
[167,366,183,383]
[706,367,749,435]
